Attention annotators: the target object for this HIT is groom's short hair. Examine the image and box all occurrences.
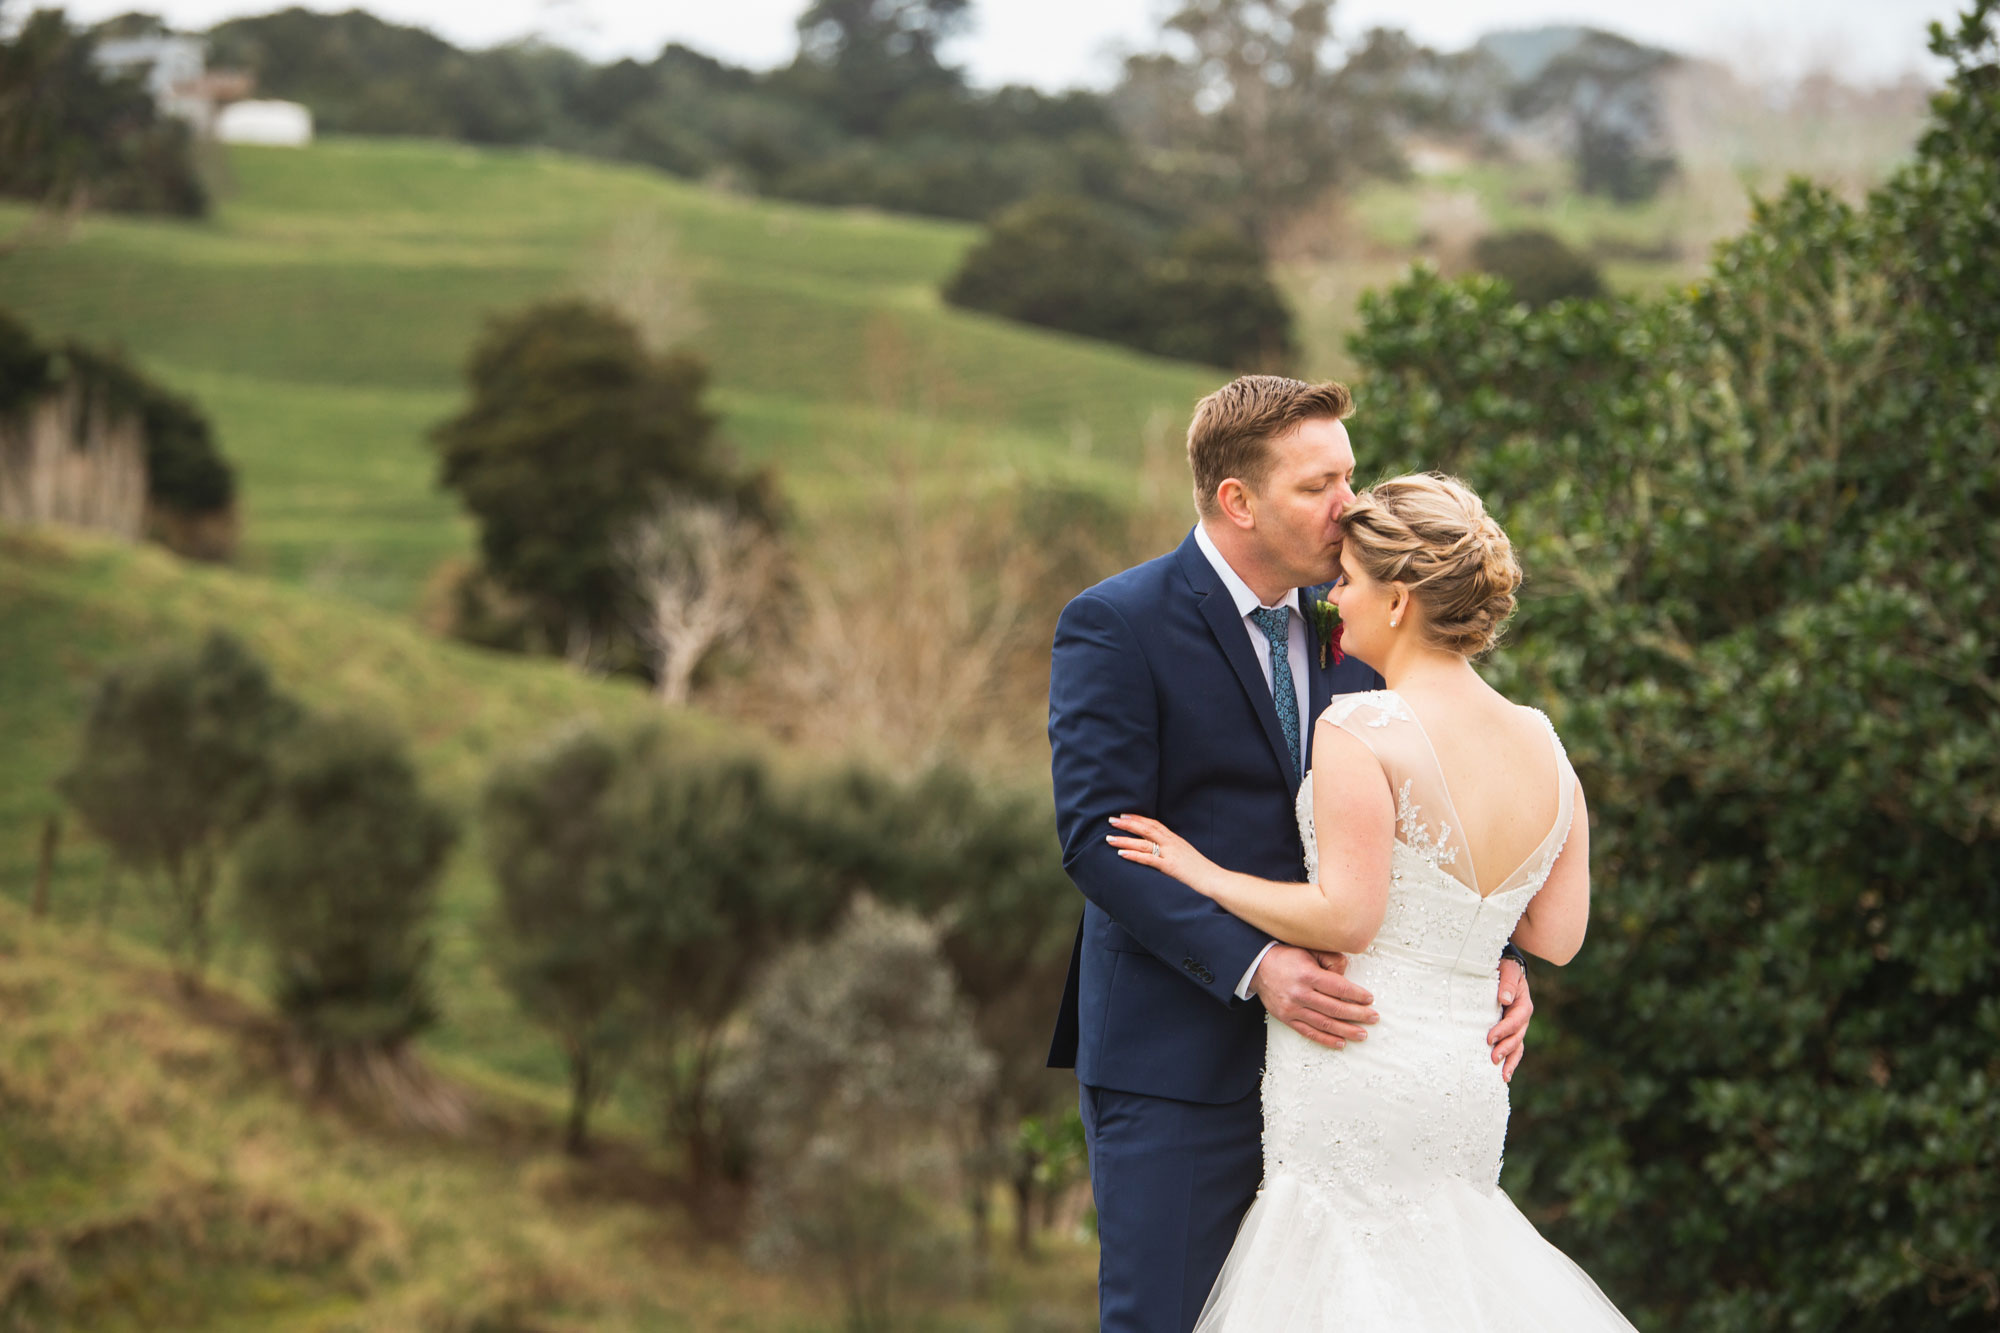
[1187,376,1353,517]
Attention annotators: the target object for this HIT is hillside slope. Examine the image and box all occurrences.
[0,897,1094,1331]
[0,525,701,1091]
[0,139,1217,613]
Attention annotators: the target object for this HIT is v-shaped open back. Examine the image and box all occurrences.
[1320,689,1576,900]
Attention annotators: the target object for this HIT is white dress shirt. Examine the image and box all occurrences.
[1192,523,1309,998]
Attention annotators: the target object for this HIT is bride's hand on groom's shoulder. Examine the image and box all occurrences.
[1252,945,1378,1051]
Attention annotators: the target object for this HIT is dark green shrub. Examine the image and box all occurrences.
[234,715,456,1056]
[0,308,51,414]
[481,725,650,1155]
[944,197,1297,369]
[944,195,1154,347]
[57,630,300,991]
[1470,227,1606,307]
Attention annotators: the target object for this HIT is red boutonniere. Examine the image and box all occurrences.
[1308,595,1344,667]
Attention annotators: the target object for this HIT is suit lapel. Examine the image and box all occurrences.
[1176,533,1299,792]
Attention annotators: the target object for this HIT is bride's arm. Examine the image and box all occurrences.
[1510,777,1591,965]
[1107,723,1395,954]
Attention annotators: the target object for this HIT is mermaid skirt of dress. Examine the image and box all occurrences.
[1195,1169,1636,1332]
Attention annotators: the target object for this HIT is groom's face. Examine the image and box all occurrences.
[1249,416,1357,587]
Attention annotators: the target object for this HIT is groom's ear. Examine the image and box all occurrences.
[1215,477,1257,529]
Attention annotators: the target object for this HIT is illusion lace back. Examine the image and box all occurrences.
[1196,690,1638,1333]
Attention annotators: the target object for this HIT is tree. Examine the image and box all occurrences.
[1346,7,2000,1326]
[57,630,299,992]
[799,764,1080,1257]
[429,299,743,670]
[600,753,838,1186]
[0,8,206,216]
[944,195,1154,347]
[235,714,460,1128]
[481,725,650,1155]
[1511,30,1678,203]
[722,896,994,1330]
[787,0,972,135]
[943,196,1298,369]
[1469,228,1606,308]
[618,494,783,704]
[1144,224,1298,370]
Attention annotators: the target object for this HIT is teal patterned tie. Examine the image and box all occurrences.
[1250,606,1300,781]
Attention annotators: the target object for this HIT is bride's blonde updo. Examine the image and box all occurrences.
[1339,473,1522,658]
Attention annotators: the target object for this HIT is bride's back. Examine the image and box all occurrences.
[1392,681,1560,898]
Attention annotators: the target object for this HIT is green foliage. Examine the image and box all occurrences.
[480,724,649,1154]
[945,196,1296,369]
[944,196,1152,347]
[234,713,457,1051]
[55,630,300,990]
[206,7,563,145]
[0,309,235,522]
[723,895,995,1330]
[796,762,1079,1254]
[0,8,206,215]
[788,0,973,136]
[429,299,752,669]
[1349,8,2000,1326]
[0,306,52,413]
[53,339,235,519]
[1510,30,1678,203]
[484,736,840,1178]
[1470,228,1607,308]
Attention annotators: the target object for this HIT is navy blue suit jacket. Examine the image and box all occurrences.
[1046,529,1383,1104]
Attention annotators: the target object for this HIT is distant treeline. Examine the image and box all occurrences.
[0,8,208,216]
[196,2,1487,239]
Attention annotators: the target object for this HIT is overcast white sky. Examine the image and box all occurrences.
[59,0,1959,89]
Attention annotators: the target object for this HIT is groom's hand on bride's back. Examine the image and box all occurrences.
[1251,945,1378,1049]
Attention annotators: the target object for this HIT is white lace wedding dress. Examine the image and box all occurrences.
[1196,690,1637,1332]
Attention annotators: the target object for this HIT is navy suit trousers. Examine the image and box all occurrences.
[1081,1080,1263,1333]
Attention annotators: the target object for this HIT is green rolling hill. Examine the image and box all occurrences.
[0,137,1217,614]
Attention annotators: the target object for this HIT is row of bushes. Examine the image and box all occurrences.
[57,629,1083,1320]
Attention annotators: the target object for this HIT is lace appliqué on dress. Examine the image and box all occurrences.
[1394,779,1459,873]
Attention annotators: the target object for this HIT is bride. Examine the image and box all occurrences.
[1107,473,1638,1331]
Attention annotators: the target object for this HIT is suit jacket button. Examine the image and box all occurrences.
[1182,957,1197,973]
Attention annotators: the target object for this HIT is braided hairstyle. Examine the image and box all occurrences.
[1339,473,1522,658]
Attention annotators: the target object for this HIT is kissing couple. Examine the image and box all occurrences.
[1047,375,1638,1331]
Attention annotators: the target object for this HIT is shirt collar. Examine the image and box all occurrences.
[1194,522,1302,621]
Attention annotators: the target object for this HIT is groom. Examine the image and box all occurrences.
[1046,376,1533,1332]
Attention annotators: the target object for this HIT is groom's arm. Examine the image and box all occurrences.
[1049,591,1271,1008]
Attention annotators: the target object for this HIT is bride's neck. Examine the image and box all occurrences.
[1381,650,1479,694]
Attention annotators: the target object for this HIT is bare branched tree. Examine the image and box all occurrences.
[619,496,782,704]
[576,208,705,354]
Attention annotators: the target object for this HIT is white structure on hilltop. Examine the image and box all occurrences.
[90,32,282,140]
[216,100,315,147]
[92,34,214,128]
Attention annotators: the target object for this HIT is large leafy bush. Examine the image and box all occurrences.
[1349,8,1999,1328]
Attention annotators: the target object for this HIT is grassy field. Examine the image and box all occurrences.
[0,138,1216,616]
